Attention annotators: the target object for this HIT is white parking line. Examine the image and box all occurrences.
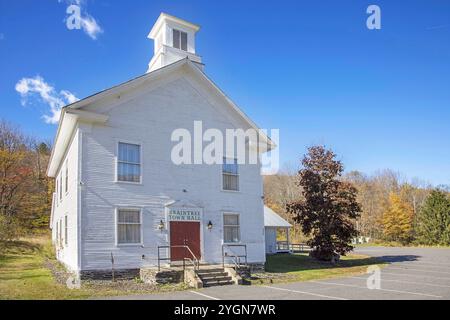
[381,271,450,281]
[189,290,220,300]
[262,285,348,300]
[390,263,450,271]
[350,276,450,288]
[309,281,442,298]
[393,261,450,267]
[387,267,450,275]
[378,260,450,267]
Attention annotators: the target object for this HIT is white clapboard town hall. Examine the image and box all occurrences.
[48,13,287,282]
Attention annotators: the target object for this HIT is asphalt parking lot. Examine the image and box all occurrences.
[108,246,450,300]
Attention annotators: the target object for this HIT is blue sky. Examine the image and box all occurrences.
[0,0,449,185]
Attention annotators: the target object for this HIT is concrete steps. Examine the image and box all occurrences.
[196,268,234,287]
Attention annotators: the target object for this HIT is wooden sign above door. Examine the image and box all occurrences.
[168,208,201,221]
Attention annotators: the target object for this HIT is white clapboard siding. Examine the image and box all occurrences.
[51,129,80,272]
[77,72,266,271]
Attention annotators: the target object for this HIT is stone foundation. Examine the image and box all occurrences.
[140,269,183,284]
[80,268,140,281]
[235,263,265,284]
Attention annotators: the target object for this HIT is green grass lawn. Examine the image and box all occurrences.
[0,237,185,300]
[250,253,385,284]
[1,237,386,299]
[0,237,92,299]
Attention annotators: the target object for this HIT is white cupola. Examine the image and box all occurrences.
[147,13,202,73]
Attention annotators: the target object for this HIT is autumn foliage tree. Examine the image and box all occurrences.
[0,122,32,239]
[22,142,53,230]
[382,193,414,244]
[287,146,361,262]
[0,121,52,241]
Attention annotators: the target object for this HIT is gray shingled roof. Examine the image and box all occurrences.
[264,206,292,228]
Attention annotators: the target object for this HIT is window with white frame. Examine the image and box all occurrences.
[222,158,239,191]
[59,218,63,245]
[117,142,141,183]
[223,214,240,243]
[172,29,187,51]
[55,179,59,206]
[65,160,68,194]
[117,209,142,244]
[64,215,68,246]
[59,174,62,200]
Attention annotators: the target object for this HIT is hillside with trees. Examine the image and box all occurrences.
[0,120,53,243]
[265,149,450,246]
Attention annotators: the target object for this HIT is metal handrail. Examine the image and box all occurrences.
[157,245,199,272]
[183,257,197,273]
[183,246,200,271]
[222,244,247,269]
[228,254,241,270]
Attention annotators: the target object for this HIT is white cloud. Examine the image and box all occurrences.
[15,76,79,124]
[79,13,103,40]
[60,90,79,104]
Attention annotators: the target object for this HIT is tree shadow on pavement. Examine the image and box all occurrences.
[375,255,420,263]
[265,253,388,273]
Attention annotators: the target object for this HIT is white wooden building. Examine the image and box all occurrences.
[47,13,276,279]
[264,206,292,254]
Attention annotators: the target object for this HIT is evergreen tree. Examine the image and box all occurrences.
[416,190,450,245]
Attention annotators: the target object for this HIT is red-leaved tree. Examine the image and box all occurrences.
[287,146,361,262]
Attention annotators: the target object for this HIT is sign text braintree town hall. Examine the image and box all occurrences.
[168,209,201,221]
